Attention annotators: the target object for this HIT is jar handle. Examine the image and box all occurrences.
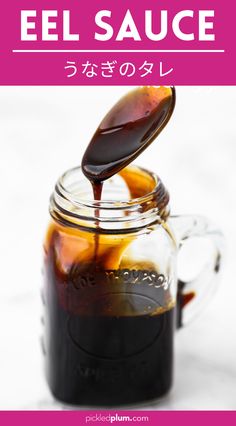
[169,215,225,328]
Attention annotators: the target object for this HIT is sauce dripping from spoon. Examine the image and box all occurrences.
[82,86,176,189]
[81,86,176,262]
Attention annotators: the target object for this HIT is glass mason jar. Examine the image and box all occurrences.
[42,165,223,406]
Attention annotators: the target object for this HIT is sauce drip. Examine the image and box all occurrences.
[82,86,175,185]
[82,86,175,261]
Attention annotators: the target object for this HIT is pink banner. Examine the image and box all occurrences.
[0,0,235,85]
[1,411,236,426]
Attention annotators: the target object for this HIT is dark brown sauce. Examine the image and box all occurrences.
[82,86,175,184]
[82,86,175,262]
[91,181,103,263]
[43,231,175,405]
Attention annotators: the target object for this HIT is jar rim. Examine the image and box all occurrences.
[58,165,166,206]
[50,165,170,231]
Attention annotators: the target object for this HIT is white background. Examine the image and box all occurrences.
[0,86,235,409]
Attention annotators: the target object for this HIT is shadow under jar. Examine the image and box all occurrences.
[42,165,223,406]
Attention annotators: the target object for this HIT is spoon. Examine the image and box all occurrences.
[82,86,176,183]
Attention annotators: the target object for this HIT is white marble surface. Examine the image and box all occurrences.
[0,86,235,410]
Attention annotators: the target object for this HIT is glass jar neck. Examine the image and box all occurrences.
[50,165,170,233]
